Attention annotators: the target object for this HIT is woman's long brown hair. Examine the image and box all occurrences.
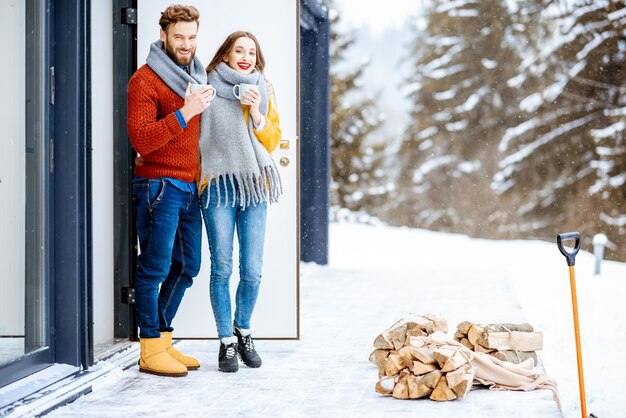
[205,31,266,75]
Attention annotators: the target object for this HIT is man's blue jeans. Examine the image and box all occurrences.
[201,180,267,339]
[133,178,202,339]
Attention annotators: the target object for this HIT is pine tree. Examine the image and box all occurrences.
[328,6,386,212]
[494,0,626,259]
[389,0,525,236]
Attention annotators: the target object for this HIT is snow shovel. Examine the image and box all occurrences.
[556,232,597,418]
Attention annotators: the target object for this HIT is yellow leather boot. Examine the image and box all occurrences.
[139,336,188,377]
[162,331,200,370]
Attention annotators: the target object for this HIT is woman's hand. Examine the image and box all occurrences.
[265,78,275,99]
[243,86,262,126]
[265,78,277,111]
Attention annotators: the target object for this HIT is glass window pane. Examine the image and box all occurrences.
[0,0,47,365]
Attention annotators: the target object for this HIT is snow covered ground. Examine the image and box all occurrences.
[329,217,625,418]
[47,219,624,417]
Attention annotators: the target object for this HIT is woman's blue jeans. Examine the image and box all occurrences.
[201,180,267,339]
[132,178,202,339]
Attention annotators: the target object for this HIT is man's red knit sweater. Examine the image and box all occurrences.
[127,64,200,182]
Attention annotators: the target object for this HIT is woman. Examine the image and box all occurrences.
[199,31,282,373]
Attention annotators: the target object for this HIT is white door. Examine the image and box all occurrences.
[136,0,299,338]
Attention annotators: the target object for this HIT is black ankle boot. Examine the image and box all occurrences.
[234,327,262,368]
[218,339,239,373]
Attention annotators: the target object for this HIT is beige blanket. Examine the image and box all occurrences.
[411,331,560,406]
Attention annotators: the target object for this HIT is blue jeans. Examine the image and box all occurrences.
[132,178,202,339]
[201,180,267,339]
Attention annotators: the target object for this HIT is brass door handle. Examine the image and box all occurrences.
[279,157,290,167]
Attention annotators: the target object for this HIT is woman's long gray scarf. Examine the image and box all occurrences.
[145,40,207,95]
[200,62,282,208]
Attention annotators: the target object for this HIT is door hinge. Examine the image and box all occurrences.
[50,66,55,105]
[122,8,137,25]
[122,287,136,304]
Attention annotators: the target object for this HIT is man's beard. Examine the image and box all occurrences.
[164,40,195,67]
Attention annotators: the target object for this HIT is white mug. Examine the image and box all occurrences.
[232,83,257,103]
[190,83,216,99]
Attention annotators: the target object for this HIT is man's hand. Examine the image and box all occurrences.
[180,83,215,123]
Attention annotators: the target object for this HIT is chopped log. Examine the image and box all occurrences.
[411,347,437,365]
[408,336,425,348]
[374,314,449,351]
[490,350,538,366]
[423,314,448,334]
[374,323,407,350]
[454,331,466,340]
[392,373,410,399]
[441,350,470,372]
[384,354,407,376]
[403,316,433,330]
[473,343,495,354]
[373,334,394,350]
[430,376,457,401]
[434,347,470,372]
[397,346,415,365]
[467,324,484,346]
[421,369,443,389]
[480,331,543,351]
[484,323,534,333]
[405,327,427,346]
[433,347,457,369]
[457,321,474,335]
[450,378,471,399]
[459,338,474,351]
[376,375,396,395]
[446,364,475,398]
[412,360,438,376]
[369,349,390,368]
[407,375,433,399]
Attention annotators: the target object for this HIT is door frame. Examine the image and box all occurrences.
[115,0,301,340]
[112,0,138,341]
[0,0,93,389]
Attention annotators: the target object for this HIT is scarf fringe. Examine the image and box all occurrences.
[203,166,283,210]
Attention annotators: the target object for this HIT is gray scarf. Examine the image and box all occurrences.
[200,62,282,208]
[145,40,207,95]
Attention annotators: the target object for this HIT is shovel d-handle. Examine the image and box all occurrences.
[557,232,581,266]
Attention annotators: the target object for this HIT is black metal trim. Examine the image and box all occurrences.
[0,0,55,391]
[299,0,330,264]
[52,0,92,368]
[0,349,52,390]
[122,7,137,25]
[300,0,326,31]
[113,0,138,341]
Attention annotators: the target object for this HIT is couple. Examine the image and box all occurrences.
[127,4,282,377]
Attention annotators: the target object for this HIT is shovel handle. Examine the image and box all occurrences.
[557,232,580,266]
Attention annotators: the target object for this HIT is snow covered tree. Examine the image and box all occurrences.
[328,6,386,212]
[389,0,527,236]
[494,0,626,259]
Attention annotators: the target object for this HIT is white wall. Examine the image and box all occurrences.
[90,0,115,347]
[0,0,25,336]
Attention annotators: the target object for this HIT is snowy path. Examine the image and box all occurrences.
[49,230,562,417]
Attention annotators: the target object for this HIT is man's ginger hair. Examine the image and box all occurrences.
[159,4,200,32]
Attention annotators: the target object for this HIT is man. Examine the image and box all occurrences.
[127,4,214,377]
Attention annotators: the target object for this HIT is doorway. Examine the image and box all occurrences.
[133,0,300,339]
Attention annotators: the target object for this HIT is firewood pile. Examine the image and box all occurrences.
[369,314,477,401]
[453,321,543,366]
